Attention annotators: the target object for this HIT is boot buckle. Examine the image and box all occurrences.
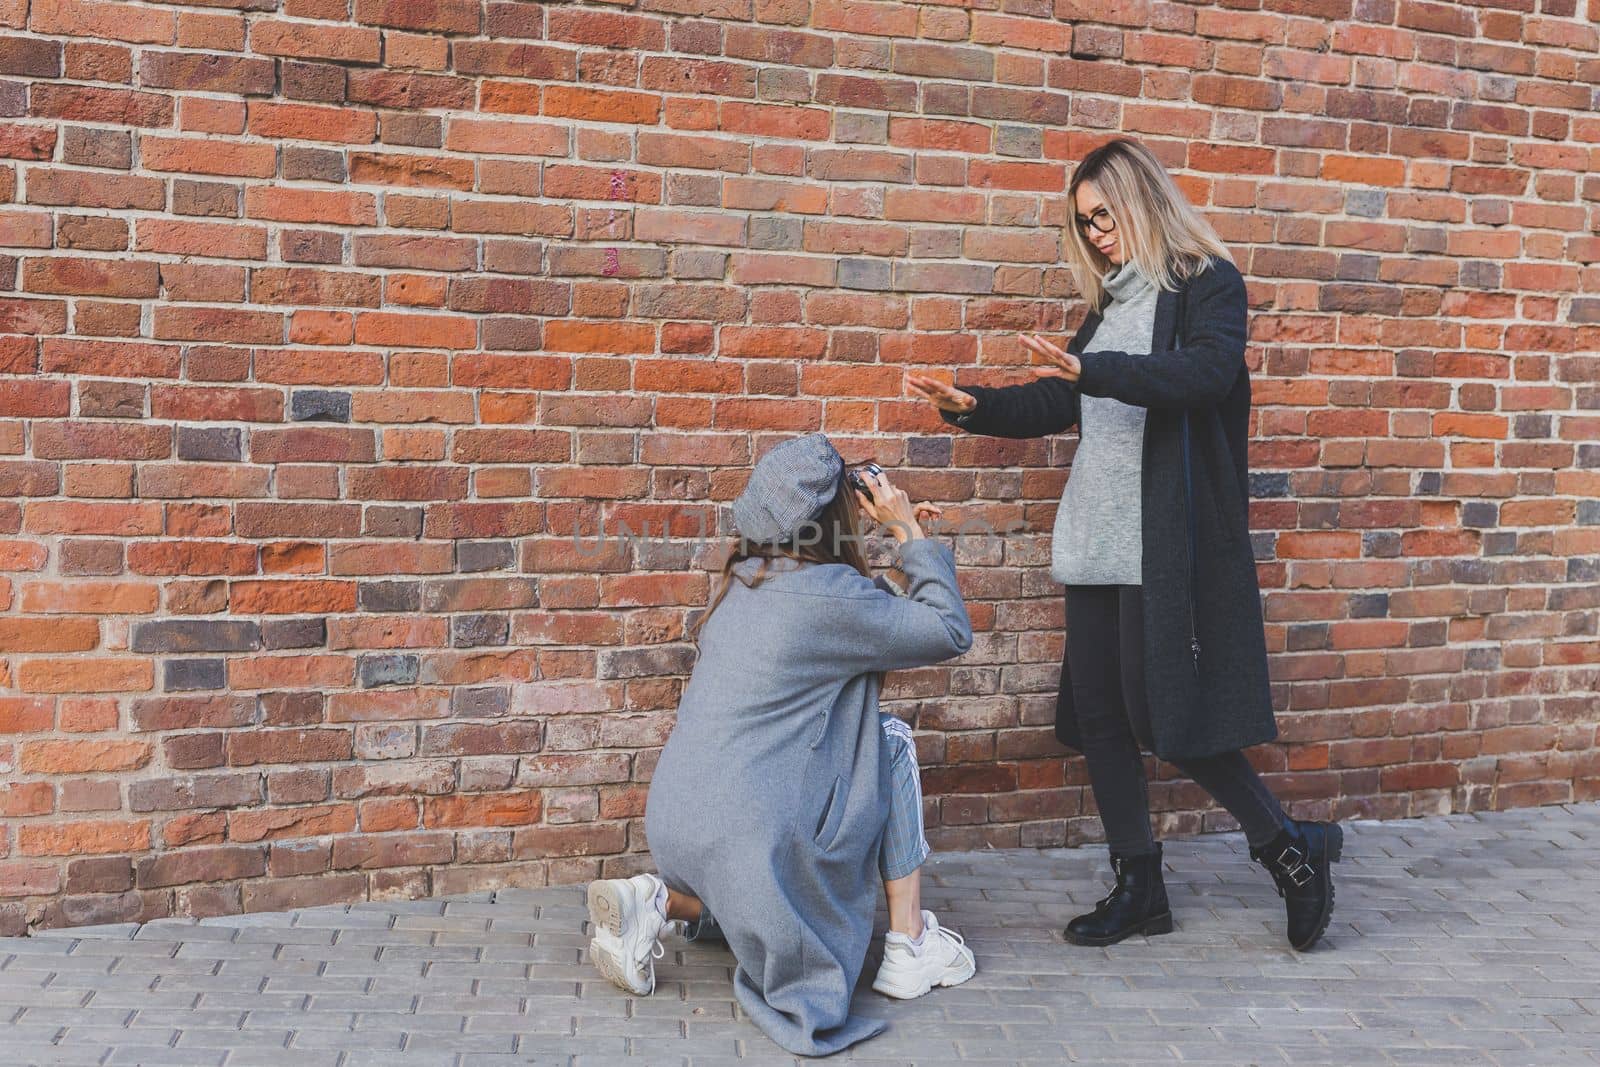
[1273,844,1315,887]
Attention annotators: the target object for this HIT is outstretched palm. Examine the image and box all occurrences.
[1020,333,1081,381]
[907,373,976,414]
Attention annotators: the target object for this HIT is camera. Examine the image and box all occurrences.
[846,462,884,502]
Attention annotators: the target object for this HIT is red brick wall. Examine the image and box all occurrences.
[1,0,1597,930]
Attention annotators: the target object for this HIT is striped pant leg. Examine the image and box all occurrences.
[878,712,931,882]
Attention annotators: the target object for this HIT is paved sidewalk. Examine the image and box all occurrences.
[2,803,1598,1066]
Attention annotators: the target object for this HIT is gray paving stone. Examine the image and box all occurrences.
[2,804,1598,1063]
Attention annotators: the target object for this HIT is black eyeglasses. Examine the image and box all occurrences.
[1075,207,1115,235]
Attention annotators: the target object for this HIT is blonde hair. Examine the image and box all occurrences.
[1064,137,1234,309]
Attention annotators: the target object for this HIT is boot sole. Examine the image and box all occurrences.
[1291,822,1344,952]
[1063,911,1174,947]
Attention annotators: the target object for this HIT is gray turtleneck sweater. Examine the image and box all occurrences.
[1051,261,1160,586]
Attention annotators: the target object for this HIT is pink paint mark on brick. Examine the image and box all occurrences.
[602,169,627,276]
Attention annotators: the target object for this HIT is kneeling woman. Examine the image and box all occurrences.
[585,433,976,1056]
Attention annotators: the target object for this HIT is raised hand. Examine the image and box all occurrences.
[907,373,977,414]
[851,468,927,544]
[1020,333,1081,381]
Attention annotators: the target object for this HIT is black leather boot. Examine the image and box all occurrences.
[1251,818,1343,951]
[1064,843,1174,946]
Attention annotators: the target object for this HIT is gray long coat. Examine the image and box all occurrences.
[942,255,1278,760]
[645,537,972,1056]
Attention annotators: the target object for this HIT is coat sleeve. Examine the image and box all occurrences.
[936,377,1081,438]
[833,538,972,675]
[1073,258,1248,410]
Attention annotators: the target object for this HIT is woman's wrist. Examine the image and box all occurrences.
[890,519,924,544]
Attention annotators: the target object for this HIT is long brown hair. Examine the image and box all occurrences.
[1063,137,1234,309]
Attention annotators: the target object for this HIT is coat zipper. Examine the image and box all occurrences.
[1180,410,1202,676]
[1172,282,1201,678]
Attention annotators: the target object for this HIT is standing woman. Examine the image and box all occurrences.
[908,137,1343,952]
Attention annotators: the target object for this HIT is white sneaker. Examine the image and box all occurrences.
[586,873,668,996]
[871,909,976,999]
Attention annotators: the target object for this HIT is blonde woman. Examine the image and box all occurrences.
[909,137,1344,952]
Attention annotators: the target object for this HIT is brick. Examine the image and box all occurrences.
[163,658,224,692]
[21,738,151,773]
[423,789,541,829]
[0,860,62,898]
[289,391,352,425]
[135,845,265,888]
[261,617,327,650]
[331,831,452,869]
[127,542,256,576]
[130,620,259,653]
[228,803,356,842]
[227,729,351,767]
[0,617,99,652]
[129,773,258,812]
[18,818,150,856]
[128,694,253,732]
[17,657,152,693]
[63,855,132,894]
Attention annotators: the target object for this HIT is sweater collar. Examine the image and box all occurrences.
[1102,261,1155,304]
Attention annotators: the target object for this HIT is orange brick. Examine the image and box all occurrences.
[21,738,151,773]
[20,818,151,856]
[17,657,153,693]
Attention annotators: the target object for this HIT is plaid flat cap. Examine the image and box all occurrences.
[730,433,845,544]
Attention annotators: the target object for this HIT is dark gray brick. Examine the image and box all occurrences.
[359,654,418,688]
[1249,472,1290,498]
[358,581,419,613]
[290,390,351,423]
[1349,593,1389,618]
[1286,624,1327,652]
[839,258,889,291]
[282,145,345,183]
[450,687,510,718]
[261,617,326,651]
[1484,530,1518,556]
[365,506,424,538]
[451,614,508,648]
[1361,530,1402,558]
[1345,189,1386,217]
[164,659,225,692]
[177,426,243,462]
[131,620,260,654]
[748,216,801,251]
[456,541,514,573]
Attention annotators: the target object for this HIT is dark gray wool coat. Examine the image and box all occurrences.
[645,537,972,1056]
[941,254,1277,760]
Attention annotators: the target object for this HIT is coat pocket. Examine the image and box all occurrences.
[813,774,847,850]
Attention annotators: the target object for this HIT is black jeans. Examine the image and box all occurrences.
[1063,584,1287,857]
